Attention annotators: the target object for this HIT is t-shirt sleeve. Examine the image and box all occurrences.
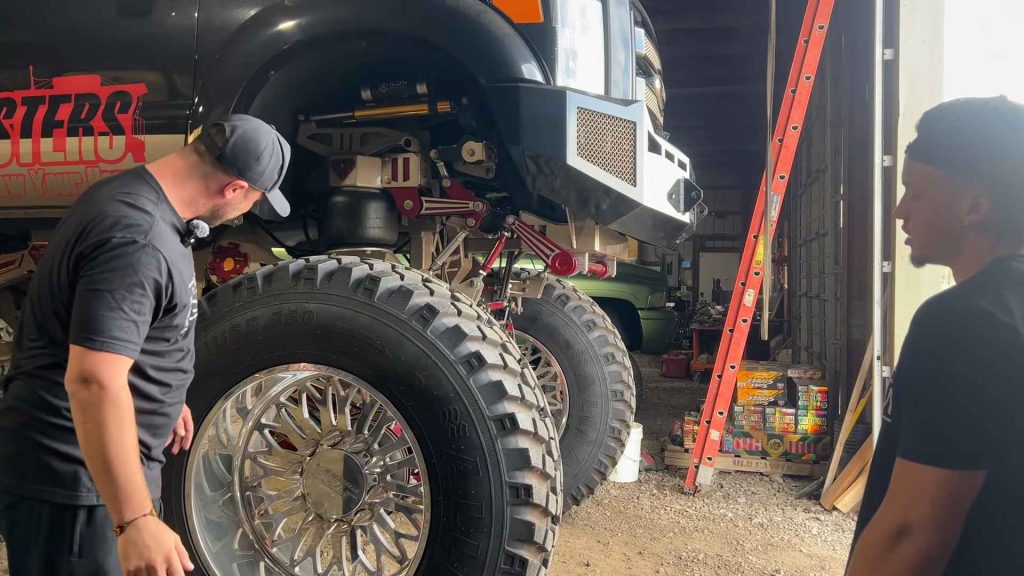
[69,238,170,359]
[896,301,1009,470]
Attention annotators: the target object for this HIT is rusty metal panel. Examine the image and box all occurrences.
[788,48,843,387]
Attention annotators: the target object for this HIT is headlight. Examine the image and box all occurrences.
[555,0,606,94]
[647,290,667,308]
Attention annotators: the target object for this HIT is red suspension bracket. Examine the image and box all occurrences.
[389,172,612,279]
[389,187,489,228]
[510,217,580,277]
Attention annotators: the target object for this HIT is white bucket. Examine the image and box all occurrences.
[609,423,644,483]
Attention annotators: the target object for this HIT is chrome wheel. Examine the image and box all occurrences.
[0,290,17,381]
[185,365,429,576]
[515,333,569,435]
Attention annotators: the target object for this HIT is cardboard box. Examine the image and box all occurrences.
[797,409,828,434]
[683,413,700,449]
[737,362,788,389]
[733,405,764,420]
[764,407,797,434]
[732,406,764,432]
[738,361,823,381]
[787,365,824,379]
[736,364,825,407]
[728,430,832,461]
[797,408,827,420]
[764,407,796,423]
[736,387,788,407]
[797,383,829,410]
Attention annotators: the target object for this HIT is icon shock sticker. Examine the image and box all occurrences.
[0,70,148,205]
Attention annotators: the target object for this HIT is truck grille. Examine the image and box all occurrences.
[576,108,637,186]
[642,35,662,74]
[645,84,664,127]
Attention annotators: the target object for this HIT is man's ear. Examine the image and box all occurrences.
[962,188,992,227]
[222,179,250,200]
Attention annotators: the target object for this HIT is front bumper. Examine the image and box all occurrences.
[486,84,707,249]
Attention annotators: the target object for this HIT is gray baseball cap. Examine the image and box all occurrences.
[200,114,292,217]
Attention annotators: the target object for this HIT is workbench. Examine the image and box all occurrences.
[690,320,781,373]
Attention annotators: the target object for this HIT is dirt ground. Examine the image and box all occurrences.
[0,355,855,575]
[549,355,855,576]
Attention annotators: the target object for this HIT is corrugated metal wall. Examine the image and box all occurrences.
[788,34,844,386]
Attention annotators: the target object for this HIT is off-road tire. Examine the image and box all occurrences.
[629,352,646,401]
[163,257,561,576]
[510,272,635,510]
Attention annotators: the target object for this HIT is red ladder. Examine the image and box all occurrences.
[684,0,835,494]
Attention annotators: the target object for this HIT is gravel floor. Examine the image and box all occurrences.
[551,469,856,576]
[0,355,856,575]
[548,354,856,576]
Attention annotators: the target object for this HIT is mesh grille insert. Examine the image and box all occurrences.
[645,84,664,126]
[644,37,663,73]
[576,108,637,186]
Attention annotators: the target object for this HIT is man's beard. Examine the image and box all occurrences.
[910,254,928,269]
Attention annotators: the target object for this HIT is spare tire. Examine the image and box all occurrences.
[510,272,635,509]
[163,257,561,576]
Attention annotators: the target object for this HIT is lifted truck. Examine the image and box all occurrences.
[0,1,705,574]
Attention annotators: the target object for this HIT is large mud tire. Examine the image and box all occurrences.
[163,257,561,576]
[510,272,635,510]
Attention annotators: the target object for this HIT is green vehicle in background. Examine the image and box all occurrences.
[509,254,673,404]
[515,255,676,354]
[569,261,675,355]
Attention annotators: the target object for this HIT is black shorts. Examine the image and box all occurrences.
[0,492,163,576]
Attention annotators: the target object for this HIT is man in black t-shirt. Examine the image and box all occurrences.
[847,97,1024,575]
[0,115,290,576]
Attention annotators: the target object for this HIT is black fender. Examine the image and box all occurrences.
[190,0,549,129]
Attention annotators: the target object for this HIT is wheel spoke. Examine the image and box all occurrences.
[384,480,423,500]
[371,435,410,461]
[381,496,425,517]
[370,509,408,563]
[353,398,382,436]
[280,397,319,442]
[380,453,418,477]
[250,482,304,521]
[365,409,398,449]
[326,526,355,576]
[516,332,569,435]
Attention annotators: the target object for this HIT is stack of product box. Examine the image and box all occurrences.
[764,406,797,433]
[724,361,832,461]
[796,379,829,434]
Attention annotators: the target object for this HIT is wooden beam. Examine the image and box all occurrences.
[834,468,870,514]
[822,336,874,494]
[821,437,873,511]
[664,444,827,477]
